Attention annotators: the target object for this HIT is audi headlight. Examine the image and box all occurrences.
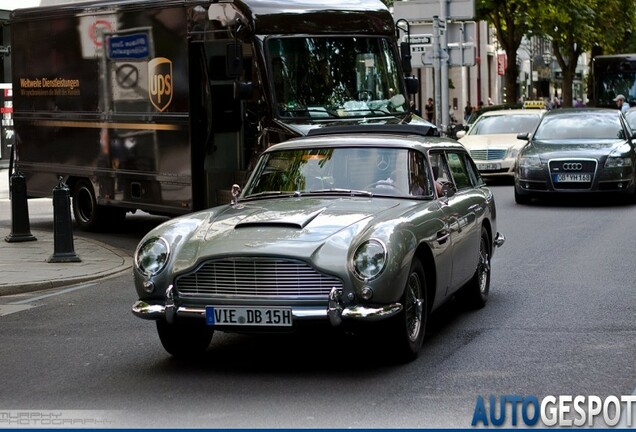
[605,156,632,168]
[135,237,169,276]
[518,156,542,169]
[352,240,387,280]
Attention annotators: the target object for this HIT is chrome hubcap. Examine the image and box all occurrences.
[405,272,423,342]
[478,238,490,295]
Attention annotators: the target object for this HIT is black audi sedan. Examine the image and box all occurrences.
[514,108,636,204]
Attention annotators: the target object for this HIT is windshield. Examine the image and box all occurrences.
[243,147,433,199]
[533,112,625,141]
[596,71,636,107]
[267,36,408,119]
[469,113,542,135]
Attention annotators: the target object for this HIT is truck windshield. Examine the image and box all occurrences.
[267,36,408,119]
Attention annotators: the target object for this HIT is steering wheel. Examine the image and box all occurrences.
[365,180,399,192]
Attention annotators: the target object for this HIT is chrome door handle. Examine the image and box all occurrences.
[437,229,450,244]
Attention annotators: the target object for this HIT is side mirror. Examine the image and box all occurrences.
[441,182,456,198]
[517,132,530,141]
[455,130,466,139]
[400,42,413,75]
[404,76,419,95]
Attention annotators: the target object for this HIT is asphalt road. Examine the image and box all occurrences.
[0,184,635,428]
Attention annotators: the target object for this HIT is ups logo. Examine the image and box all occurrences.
[148,57,173,112]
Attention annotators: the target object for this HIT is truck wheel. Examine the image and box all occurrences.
[156,319,214,358]
[72,179,127,231]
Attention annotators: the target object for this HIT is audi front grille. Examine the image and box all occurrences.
[175,257,343,300]
[470,149,507,160]
[549,159,597,190]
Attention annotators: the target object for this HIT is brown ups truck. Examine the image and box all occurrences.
[11,0,430,230]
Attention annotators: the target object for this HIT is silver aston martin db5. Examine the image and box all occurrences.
[132,128,505,361]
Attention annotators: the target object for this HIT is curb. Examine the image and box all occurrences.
[0,231,133,297]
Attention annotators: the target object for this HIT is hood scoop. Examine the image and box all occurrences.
[235,208,325,230]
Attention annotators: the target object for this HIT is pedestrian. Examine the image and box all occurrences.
[464,101,472,122]
[614,94,629,113]
[424,97,434,123]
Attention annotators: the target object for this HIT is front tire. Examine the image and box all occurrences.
[514,186,531,205]
[386,258,427,362]
[461,227,491,309]
[156,319,214,358]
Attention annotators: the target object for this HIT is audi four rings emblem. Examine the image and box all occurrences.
[562,163,583,170]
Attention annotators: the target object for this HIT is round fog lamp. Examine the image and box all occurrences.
[360,286,373,300]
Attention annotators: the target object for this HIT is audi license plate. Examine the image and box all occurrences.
[205,306,292,327]
[553,173,591,182]
[477,162,501,171]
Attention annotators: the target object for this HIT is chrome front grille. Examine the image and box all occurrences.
[175,257,343,299]
[470,149,507,161]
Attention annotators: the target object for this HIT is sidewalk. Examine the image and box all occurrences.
[0,169,133,296]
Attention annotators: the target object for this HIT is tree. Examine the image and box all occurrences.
[528,0,636,107]
[476,0,532,104]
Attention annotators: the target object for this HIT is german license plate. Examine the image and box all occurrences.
[553,173,591,182]
[477,163,501,171]
[205,306,293,327]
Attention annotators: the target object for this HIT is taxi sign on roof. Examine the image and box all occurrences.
[523,100,546,109]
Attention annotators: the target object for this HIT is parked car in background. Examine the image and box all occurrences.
[457,109,545,177]
[132,127,505,362]
[514,108,636,204]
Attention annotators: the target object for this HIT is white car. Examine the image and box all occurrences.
[457,109,546,177]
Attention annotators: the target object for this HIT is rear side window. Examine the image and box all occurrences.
[446,152,472,190]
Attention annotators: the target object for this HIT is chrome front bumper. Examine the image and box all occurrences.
[132,287,403,327]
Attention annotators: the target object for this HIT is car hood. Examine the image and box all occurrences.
[166,197,413,273]
[459,134,521,149]
[522,139,630,159]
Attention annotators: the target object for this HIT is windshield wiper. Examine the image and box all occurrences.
[281,107,339,118]
[340,108,395,115]
[308,188,373,197]
[243,191,299,199]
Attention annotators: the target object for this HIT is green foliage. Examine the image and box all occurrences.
[527,0,636,105]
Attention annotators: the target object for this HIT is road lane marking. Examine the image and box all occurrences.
[8,283,98,305]
[0,304,36,316]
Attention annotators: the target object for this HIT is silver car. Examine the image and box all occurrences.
[457,109,545,177]
[132,131,505,361]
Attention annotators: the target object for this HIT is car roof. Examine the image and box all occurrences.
[267,133,466,154]
[541,107,620,117]
[477,108,546,118]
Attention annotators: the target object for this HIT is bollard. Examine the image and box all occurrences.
[5,171,37,243]
[47,177,81,263]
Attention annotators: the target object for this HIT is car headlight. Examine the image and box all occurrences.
[518,156,542,169]
[508,148,520,159]
[135,237,169,276]
[352,240,387,280]
[605,156,632,168]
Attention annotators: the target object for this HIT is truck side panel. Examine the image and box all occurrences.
[12,4,194,216]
